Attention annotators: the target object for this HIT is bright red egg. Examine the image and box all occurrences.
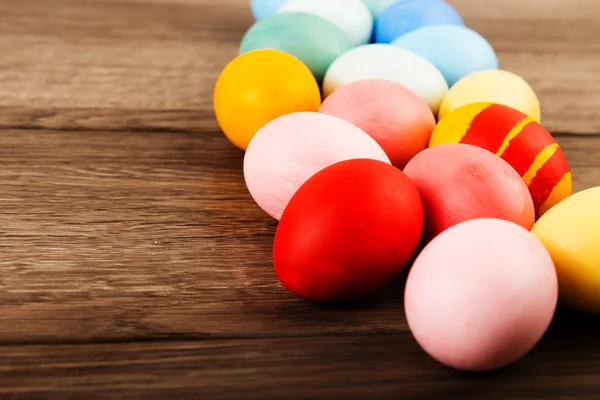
[273,158,424,302]
[403,143,535,241]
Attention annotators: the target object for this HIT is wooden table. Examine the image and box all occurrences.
[1,0,599,398]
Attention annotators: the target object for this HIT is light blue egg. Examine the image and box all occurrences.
[392,25,499,87]
[250,0,288,21]
[375,0,464,44]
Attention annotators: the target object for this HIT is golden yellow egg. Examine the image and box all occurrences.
[213,49,322,151]
[531,186,600,314]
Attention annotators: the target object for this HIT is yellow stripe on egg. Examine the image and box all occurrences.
[430,102,492,147]
[538,172,573,216]
[496,117,534,157]
[522,143,559,186]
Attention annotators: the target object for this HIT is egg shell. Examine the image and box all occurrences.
[239,12,354,82]
[362,0,398,17]
[403,143,535,241]
[439,69,541,122]
[250,0,287,20]
[375,0,464,44]
[213,49,321,151]
[392,25,499,87]
[405,218,558,371]
[274,158,424,302]
[430,102,572,218]
[244,112,391,220]
[532,186,600,315]
[323,44,448,114]
[363,0,398,18]
[319,79,436,168]
[277,0,373,47]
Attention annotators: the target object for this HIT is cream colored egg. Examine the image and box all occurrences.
[322,44,449,114]
[439,69,541,123]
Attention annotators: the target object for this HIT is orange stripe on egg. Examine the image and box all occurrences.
[460,104,529,154]
[538,172,572,216]
[430,102,492,147]
[528,149,571,217]
[500,122,556,176]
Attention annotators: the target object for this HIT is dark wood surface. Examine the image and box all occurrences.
[1,0,600,398]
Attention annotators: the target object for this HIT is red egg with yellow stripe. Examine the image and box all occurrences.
[430,102,572,218]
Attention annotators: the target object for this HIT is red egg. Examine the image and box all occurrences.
[403,143,535,241]
[273,158,424,302]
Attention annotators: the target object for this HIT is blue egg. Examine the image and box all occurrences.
[251,0,288,21]
[375,0,465,44]
[393,25,499,87]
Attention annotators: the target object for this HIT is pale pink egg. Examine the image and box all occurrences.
[319,79,436,168]
[405,218,558,371]
[244,112,390,220]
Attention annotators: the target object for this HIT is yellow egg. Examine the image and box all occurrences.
[213,49,322,151]
[438,70,541,123]
[531,186,600,314]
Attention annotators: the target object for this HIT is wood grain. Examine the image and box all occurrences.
[1,0,600,398]
[0,0,598,133]
[2,319,600,400]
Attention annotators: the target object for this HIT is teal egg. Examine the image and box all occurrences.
[239,12,354,82]
[362,0,398,17]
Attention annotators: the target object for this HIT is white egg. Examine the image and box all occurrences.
[323,44,449,114]
[277,0,373,47]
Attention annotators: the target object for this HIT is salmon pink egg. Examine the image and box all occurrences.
[320,79,436,169]
[403,143,535,241]
[273,158,424,302]
[405,218,558,371]
[244,112,390,220]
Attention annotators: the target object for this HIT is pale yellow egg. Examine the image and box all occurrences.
[438,70,541,123]
[531,186,600,314]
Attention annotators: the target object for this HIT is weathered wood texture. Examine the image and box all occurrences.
[1,0,600,398]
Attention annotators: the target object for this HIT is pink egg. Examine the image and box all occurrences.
[244,112,390,220]
[405,218,558,372]
[403,143,535,241]
[319,79,436,168]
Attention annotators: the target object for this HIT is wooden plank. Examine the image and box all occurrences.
[0,0,249,131]
[0,0,598,134]
[2,314,600,400]
[0,129,598,344]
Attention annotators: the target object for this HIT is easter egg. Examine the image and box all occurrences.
[392,25,499,87]
[362,0,398,17]
[403,143,535,240]
[213,49,321,151]
[439,69,542,122]
[405,218,558,371]
[250,0,287,20]
[375,0,464,44]
[240,12,354,82]
[319,79,436,168]
[274,158,424,302]
[532,186,600,315]
[322,44,448,114]
[277,0,373,47]
[244,112,390,220]
[430,103,572,218]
